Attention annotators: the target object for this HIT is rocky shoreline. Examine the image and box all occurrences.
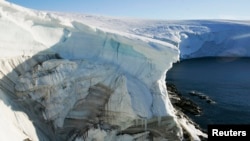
[167,83,202,116]
[166,82,208,141]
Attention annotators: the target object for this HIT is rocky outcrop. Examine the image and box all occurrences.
[167,83,202,116]
[189,90,216,104]
[167,83,207,141]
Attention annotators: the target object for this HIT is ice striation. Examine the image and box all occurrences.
[1,0,250,141]
[61,13,250,59]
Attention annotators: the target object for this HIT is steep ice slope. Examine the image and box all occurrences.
[1,0,250,141]
[0,1,184,141]
[178,20,250,58]
[60,13,250,59]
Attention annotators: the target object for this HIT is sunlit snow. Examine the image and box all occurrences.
[1,0,250,141]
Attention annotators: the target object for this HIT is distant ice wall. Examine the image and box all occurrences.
[1,0,250,140]
[178,21,250,59]
[65,15,250,59]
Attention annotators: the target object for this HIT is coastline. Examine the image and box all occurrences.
[166,82,207,140]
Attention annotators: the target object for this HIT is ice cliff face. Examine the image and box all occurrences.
[131,20,250,59]
[175,20,250,59]
[0,1,181,141]
[63,14,250,59]
[1,1,250,141]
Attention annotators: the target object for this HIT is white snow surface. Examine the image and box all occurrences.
[1,0,250,141]
[56,13,250,59]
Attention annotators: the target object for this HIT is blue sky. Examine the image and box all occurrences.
[7,0,250,20]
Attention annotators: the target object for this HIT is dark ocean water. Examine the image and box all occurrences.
[166,57,250,129]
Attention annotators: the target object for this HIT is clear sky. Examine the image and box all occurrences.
[6,0,250,20]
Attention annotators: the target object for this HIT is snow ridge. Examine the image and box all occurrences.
[1,0,250,140]
[60,13,250,59]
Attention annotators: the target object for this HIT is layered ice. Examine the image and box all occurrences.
[61,14,250,59]
[1,0,250,141]
[0,1,180,140]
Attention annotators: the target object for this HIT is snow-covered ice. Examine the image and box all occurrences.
[59,13,250,59]
[1,0,250,140]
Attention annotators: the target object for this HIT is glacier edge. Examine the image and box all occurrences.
[3,0,250,140]
[0,1,187,141]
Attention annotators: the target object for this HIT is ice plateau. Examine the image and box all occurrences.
[1,0,250,141]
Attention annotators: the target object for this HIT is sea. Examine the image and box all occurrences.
[166,57,250,129]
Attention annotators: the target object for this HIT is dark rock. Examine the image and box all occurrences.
[188,90,216,104]
[206,99,216,104]
[175,97,202,115]
[188,90,199,96]
[198,95,208,100]
[167,83,202,116]
[166,83,207,140]
[166,83,181,96]
[188,90,204,97]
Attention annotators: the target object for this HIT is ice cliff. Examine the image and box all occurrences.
[1,0,250,141]
[61,13,250,59]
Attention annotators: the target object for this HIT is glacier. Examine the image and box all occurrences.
[1,0,250,141]
[60,13,250,59]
